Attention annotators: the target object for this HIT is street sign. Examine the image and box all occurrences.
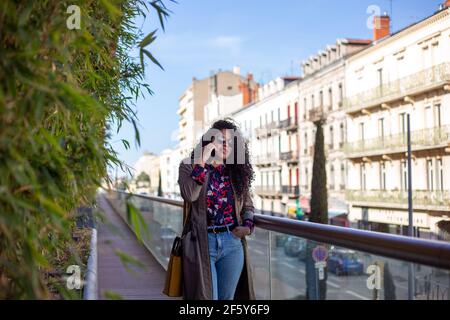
[315,261,326,280]
[312,245,328,263]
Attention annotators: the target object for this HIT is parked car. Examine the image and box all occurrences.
[327,248,364,276]
[284,236,307,260]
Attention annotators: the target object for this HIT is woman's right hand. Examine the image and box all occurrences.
[201,143,216,166]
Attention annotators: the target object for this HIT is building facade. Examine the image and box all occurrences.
[344,8,450,238]
[232,77,301,218]
[177,68,257,158]
[159,147,182,199]
[298,38,372,224]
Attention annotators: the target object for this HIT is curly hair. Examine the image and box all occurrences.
[190,118,254,198]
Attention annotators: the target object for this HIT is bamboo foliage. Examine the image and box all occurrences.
[0,0,172,298]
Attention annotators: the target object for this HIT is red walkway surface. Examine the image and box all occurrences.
[96,195,179,300]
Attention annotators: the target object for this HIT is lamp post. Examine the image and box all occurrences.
[407,114,415,300]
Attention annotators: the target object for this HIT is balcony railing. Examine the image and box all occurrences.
[309,106,325,122]
[255,122,278,138]
[254,185,282,197]
[254,153,279,166]
[278,118,298,131]
[344,63,450,113]
[107,190,450,300]
[281,185,299,196]
[280,150,299,162]
[346,189,450,210]
[344,125,450,158]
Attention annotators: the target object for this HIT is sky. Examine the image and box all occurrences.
[110,0,444,175]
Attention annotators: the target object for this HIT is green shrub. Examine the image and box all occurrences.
[0,0,171,298]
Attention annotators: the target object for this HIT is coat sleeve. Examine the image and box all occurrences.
[178,160,203,203]
[241,189,255,223]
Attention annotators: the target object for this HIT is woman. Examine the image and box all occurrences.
[178,119,256,300]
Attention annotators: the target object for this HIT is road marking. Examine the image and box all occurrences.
[253,249,265,255]
[327,281,340,288]
[282,262,295,269]
[345,290,370,300]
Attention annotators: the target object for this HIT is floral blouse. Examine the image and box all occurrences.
[191,164,254,231]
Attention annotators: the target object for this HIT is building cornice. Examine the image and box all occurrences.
[348,8,450,62]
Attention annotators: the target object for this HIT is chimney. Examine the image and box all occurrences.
[444,0,450,8]
[373,13,390,41]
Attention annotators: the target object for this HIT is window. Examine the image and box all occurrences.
[425,106,433,129]
[303,98,307,120]
[328,88,333,110]
[359,122,365,141]
[399,112,407,134]
[340,163,345,189]
[435,104,441,127]
[329,125,334,149]
[338,83,343,106]
[360,164,366,190]
[311,94,315,109]
[378,118,385,139]
[319,90,324,107]
[330,165,335,189]
[401,160,408,191]
[427,159,434,191]
[304,132,308,155]
[380,162,386,190]
[437,159,443,191]
[377,68,383,88]
[340,122,345,147]
[305,167,309,189]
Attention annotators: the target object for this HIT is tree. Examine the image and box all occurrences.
[157,170,163,197]
[136,172,151,188]
[305,119,329,300]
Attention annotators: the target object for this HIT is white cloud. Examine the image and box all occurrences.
[210,36,243,56]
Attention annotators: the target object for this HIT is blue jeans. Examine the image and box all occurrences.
[208,231,244,300]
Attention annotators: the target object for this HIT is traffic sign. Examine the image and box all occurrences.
[312,245,328,262]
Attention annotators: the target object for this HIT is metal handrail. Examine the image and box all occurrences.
[112,190,450,270]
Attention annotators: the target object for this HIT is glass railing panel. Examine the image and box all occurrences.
[265,231,450,300]
[246,226,271,299]
[106,192,183,269]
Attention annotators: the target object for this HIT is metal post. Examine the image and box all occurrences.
[407,114,415,300]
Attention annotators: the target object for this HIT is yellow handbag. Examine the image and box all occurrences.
[163,236,183,297]
[162,201,190,297]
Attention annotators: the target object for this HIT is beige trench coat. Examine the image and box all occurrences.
[178,158,256,300]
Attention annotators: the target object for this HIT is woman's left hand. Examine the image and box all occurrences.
[232,226,251,239]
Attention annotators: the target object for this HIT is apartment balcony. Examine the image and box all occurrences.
[278,118,298,131]
[309,106,326,122]
[344,125,450,159]
[254,185,282,198]
[281,185,299,197]
[255,122,278,139]
[344,63,450,114]
[254,153,280,167]
[346,189,450,211]
[279,150,299,164]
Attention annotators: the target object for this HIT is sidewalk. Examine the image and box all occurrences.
[96,195,180,300]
